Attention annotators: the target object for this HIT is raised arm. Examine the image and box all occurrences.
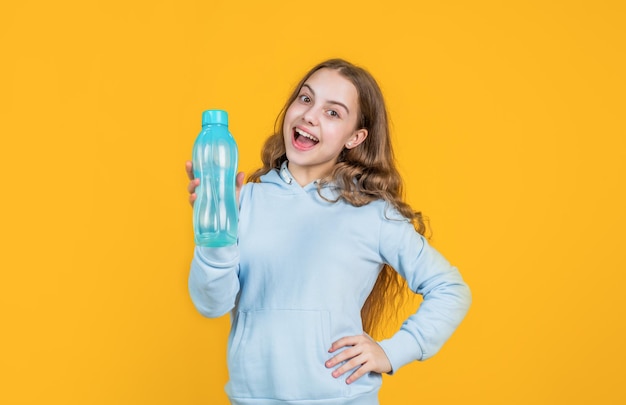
[185,161,246,318]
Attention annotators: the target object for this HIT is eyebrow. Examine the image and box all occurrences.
[302,84,351,115]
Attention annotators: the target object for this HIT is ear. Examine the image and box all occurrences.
[345,128,368,149]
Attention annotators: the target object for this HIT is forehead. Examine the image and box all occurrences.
[303,68,359,105]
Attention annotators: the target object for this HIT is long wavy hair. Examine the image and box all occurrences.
[248,59,426,338]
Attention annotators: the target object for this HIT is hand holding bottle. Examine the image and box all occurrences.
[185,161,245,208]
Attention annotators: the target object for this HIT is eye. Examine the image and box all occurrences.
[326,110,340,118]
[299,94,311,103]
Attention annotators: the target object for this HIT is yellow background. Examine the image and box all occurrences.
[1,0,624,403]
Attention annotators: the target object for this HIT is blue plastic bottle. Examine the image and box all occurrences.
[192,110,238,247]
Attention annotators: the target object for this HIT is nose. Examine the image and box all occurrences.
[302,106,319,126]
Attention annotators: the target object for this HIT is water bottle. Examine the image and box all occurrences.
[192,109,238,247]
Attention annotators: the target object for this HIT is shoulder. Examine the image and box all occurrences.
[363,199,412,224]
[373,200,422,243]
[239,169,282,201]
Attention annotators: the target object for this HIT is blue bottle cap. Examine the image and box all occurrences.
[202,109,228,126]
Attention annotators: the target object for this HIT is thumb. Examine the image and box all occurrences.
[236,172,245,189]
[235,172,245,204]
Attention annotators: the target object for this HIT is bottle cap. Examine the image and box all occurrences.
[202,110,228,126]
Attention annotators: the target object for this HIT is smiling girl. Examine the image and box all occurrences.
[186,59,471,405]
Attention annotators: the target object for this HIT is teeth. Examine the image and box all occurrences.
[295,128,319,142]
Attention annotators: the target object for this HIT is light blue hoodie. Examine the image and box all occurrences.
[189,163,471,404]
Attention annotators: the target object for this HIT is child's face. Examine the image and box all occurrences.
[283,68,367,185]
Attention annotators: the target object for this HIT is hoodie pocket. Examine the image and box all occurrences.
[227,309,345,400]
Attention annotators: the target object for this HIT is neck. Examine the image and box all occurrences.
[287,162,328,186]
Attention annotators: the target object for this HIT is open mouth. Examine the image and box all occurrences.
[293,127,319,150]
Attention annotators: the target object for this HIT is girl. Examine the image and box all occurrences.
[186,59,471,405]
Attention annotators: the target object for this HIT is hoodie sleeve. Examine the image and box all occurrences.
[377,216,471,372]
[188,244,240,318]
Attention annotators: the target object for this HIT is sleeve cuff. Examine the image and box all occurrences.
[195,245,239,268]
[378,330,424,374]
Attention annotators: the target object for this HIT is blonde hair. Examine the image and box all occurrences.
[249,59,426,338]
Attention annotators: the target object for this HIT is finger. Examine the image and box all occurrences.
[329,335,361,353]
[332,354,367,379]
[189,193,197,207]
[185,161,194,180]
[188,178,200,194]
[326,346,360,368]
[345,362,371,384]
